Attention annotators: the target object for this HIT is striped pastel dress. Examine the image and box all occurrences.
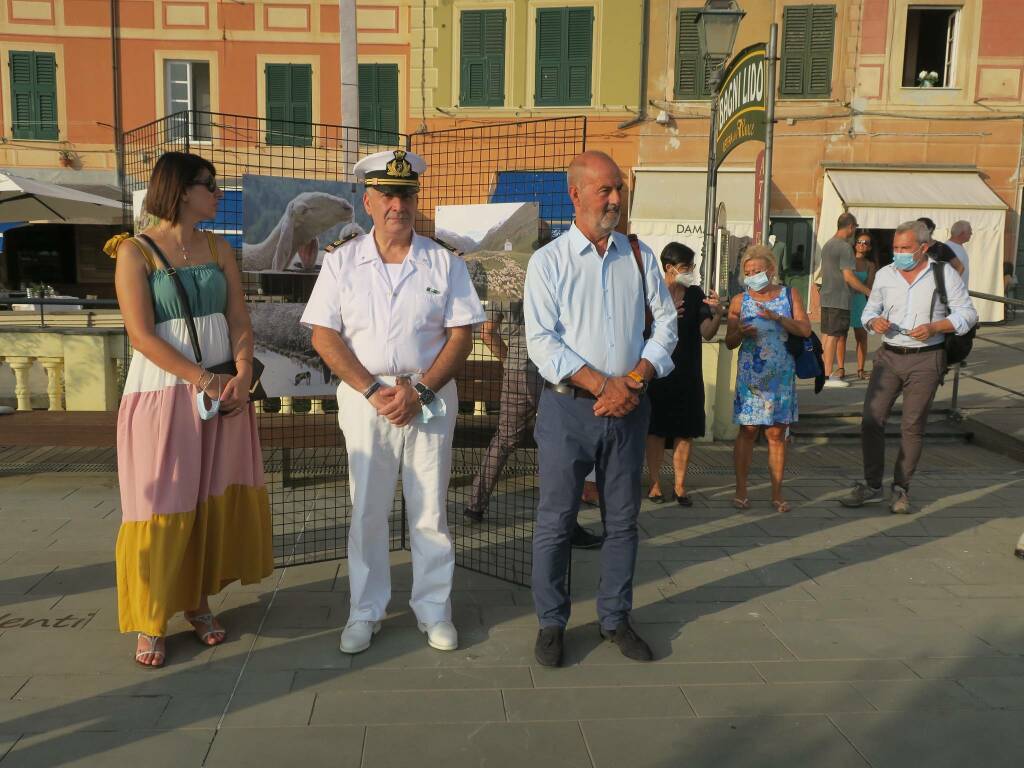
[115,235,273,636]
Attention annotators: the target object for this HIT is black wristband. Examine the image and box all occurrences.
[363,381,381,399]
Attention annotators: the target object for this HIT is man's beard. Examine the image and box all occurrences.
[599,208,620,231]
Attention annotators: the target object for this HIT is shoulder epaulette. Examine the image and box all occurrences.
[324,231,361,253]
[431,237,462,255]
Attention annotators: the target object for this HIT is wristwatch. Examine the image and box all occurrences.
[627,370,648,395]
[413,382,436,405]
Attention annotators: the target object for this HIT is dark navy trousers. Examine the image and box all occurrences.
[531,387,650,630]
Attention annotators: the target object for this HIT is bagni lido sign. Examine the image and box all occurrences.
[714,43,768,168]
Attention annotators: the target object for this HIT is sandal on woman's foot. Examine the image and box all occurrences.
[185,612,226,646]
[648,489,665,504]
[733,497,751,510]
[835,368,846,379]
[772,500,791,513]
[135,633,165,667]
[675,492,693,507]
[857,369,867,380]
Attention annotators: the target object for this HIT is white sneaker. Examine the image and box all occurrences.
[823,375,850,388]
[418,620,458,651]
[339,620,380,654]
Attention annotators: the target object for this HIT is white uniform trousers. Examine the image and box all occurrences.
[337,377,457,625]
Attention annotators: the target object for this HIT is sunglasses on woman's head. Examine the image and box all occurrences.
[190,177,218,193]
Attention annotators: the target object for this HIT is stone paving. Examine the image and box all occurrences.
[1,439,1024,767]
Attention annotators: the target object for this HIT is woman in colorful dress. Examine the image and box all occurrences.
[111,152,273,667]
[725,245,811,513]
[645,242,723,506]
[850,230,878,379]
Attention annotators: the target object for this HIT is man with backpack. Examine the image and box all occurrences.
[839,220,977,515]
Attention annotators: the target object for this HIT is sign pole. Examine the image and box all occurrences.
[760,23,778,244]
[701,92,719,292]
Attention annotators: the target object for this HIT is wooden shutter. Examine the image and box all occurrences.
[460,10,505,106]
[289,65,313,145]
[535,8,563,106]
[565,7,593,105]
[265,63,291,144]
[483,10,506,105]
[675,9,700,99]
[807,6,836,97]
[358,63,377,144]
[10,51,58,140]
[781,6,809,96]
[781,5,835,98]
[359,64,399,145]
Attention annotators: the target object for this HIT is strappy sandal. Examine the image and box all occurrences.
[185,612,226,646]
[733,497,751,510]
[835,368,846,379]
[772,500,791,513]
[857,369,868,380]
[135,633,165,667]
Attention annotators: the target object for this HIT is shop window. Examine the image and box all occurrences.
[164,60,212,141]
[902,6,961,87]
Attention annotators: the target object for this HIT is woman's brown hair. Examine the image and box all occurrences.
[143,151,217,223]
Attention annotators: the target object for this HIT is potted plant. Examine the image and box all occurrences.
[917,70,940,87]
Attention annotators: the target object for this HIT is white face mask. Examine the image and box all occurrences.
[674,270,696,287]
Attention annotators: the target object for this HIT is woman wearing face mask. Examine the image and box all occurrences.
[108,152,273,667]
[725,245,812,512]
[645,243,723,506]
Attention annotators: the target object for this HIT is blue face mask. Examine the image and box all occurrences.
[744,271,770,291]
[892,251,919,271]
[196,392,220,420]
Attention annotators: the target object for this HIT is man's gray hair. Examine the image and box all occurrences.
[895,220,930,245]
[950,220,971,237]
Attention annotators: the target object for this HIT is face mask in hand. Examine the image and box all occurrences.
[674,270,696,287]
[892,251,919,271]
[196,392,220,420]
[743,271,770,291]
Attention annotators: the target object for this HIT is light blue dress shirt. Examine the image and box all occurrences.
[861,259,978,348]
[524,223,678,385]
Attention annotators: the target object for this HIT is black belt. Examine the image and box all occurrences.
[545,382,596,400]
[883,343,944,355]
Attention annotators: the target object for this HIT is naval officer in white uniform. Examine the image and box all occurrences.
[301,149,485,653]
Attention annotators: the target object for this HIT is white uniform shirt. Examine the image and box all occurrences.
[945,240,970,288]
[300,230,485,375]
[861,259,977,349]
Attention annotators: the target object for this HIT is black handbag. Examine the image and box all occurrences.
[137,233,267,401]
[930,262,976,366]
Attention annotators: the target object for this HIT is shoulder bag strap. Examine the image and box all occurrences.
[137,233,203,364]
[628,234,653,340]
[929,261,948,323]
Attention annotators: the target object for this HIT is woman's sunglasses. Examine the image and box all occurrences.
[190,177,219,193]
[855,240,871,246]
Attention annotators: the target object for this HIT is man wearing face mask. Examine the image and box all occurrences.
[524,151,678,666]
[840,220,977,514]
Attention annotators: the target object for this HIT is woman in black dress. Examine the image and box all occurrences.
[645,242,723,506]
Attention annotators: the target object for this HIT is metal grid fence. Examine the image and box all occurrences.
[122,111,586,587]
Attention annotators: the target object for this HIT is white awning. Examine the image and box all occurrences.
[630,166,755,222]
[818,169,1008,322]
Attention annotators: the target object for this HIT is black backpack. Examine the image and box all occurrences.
[930,262,976,366]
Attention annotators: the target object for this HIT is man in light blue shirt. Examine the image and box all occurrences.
[524,150,677,666]
[840,220,977,514]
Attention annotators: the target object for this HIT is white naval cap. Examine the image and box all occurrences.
[353,149,427,192]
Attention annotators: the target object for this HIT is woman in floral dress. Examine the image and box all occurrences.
[725,245,811,512]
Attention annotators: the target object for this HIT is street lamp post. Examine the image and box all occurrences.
[697,0,746,292]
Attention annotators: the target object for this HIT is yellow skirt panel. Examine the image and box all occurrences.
[116,484,274,635]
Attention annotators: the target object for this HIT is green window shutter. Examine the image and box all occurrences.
[780,6,809,96]
[460,10,504,106]
[10,51,58,140]
[807,6,836,98]
[358,63,399,145]
[781,5,835,98]
[675,9,701,100]
[565,7,592,105]
[266,64,312,146]
[535,8,564,106]
[483,10,506,105]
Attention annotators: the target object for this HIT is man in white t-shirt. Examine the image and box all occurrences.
[946,220,972,288]
[301,149,485,655]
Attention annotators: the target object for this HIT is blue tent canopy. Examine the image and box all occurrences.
[489,171,572,237]
[199,188,242,249]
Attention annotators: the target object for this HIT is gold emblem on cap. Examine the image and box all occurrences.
[386,150,413,179]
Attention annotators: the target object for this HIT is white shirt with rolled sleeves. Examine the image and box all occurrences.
[523,224,678,384]
[861,258,978,349]
[300,230,485,373]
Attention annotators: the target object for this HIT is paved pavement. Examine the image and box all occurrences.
[2,433,1024,767]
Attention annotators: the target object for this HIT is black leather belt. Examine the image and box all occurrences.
[883,343,944,355]
[545,382,596,400]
